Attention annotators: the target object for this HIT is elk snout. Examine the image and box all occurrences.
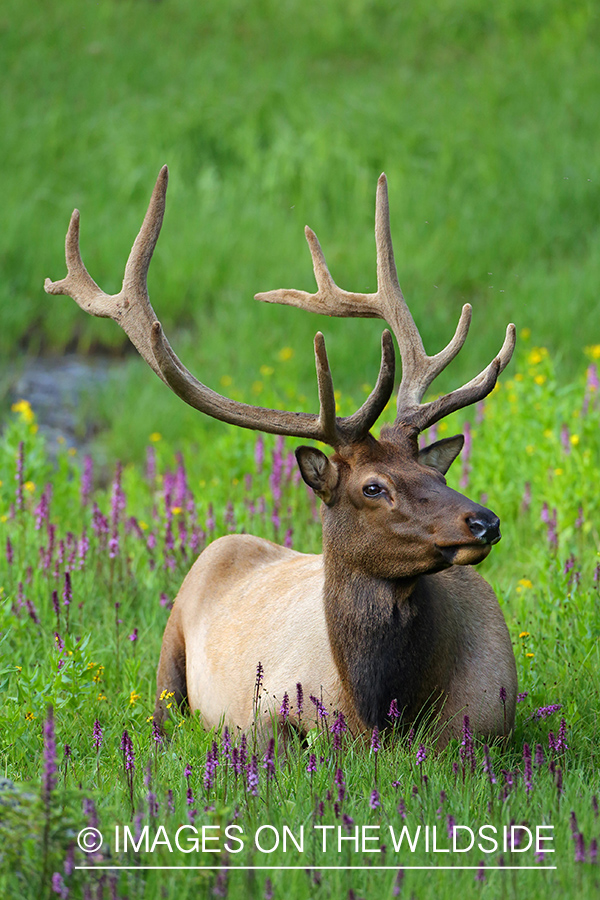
[467,512,501,545]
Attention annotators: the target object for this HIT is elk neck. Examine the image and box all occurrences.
[321,546,448,732]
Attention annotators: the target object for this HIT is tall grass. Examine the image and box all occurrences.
[0,339,599,897]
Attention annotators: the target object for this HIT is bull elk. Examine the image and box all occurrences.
[45,166,517,746]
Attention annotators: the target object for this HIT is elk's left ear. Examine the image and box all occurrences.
[418,434,465,475]
[295,446,340,505]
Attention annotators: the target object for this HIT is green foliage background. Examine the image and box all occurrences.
[1,2,600,898]
[1,0,600,456]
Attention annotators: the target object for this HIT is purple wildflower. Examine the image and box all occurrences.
[51,872,68,898]
[523,743,533,794]
[62,572,72,608]
[447,814,456,839]
[388,698,400,721]
[475,861,485,882]
[532,703,562,721]
[517,692,529,703]
[5,536,13,565]
[309,694,328,722]
[575,832,586,863]
[306,753,317,775]
[128,628,138,643]
[589,838,598,863]
[152,721,164,746]
[120,730,135,773]
[262,739,276,781]
[534,743,545,768]
[334,767,346,803]
[81,455,93,506]
[330,711,348,750]
[393,870,404,897]
[416,744,427,766]
[556,718,568,754]
[15,441,24,511]
[255,434,264,474]
[42,705,57,802]
[296,682,304,718]
[460,715,476,774]
[279,692,290,722]
[246,755,259,796]
[369,789,381,810]
[92,720,103,752]
[371,727,381,754]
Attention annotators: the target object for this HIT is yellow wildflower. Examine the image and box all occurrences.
[171,507,182,515]
[12,399,35,424]
[520,327,531,340]
[68,447,77,457]
[15,665,22,673]
[518,580,533,590]
[554,468,563,476]
[93,665,105,683]
[585,344,600,360]
[260,365,274,377]
[25,711,36,721]
[129,691,141,706]
[278,347,294,362]
[526,653,535,659]
[528,347,548,365]
[220,375,233,387]
[97,693,107,701]
[149,432,162,443]
[24,481,35,493]
[146,715,154,723]
[534,374,546,386]
[519,630,530,637]
[570,434,580,446]
[514,372,524,382]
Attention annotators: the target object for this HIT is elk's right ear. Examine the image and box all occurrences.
[295,446,339,505]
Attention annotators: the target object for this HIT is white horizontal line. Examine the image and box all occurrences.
[75,865,557,871]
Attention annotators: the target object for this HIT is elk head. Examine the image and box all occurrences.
[45,167,515,582]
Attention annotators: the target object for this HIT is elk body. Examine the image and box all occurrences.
[46,167,517,745]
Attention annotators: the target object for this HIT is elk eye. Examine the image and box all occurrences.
[363,483,385,498]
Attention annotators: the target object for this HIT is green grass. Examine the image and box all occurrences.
[2,0,600,459]
[1,341,600,898]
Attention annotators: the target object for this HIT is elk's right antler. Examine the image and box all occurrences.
[45,166,395,449]
[257,174,516,432]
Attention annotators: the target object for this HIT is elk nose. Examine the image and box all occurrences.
[467,513,501,545]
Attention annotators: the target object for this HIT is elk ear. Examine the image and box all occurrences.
[295,446,340,504]
[418,434,465,475]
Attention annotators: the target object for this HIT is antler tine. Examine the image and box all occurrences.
[256,174,515,433]
[45,164,395,448]
[401,323,517,432]
[45,166,170,383]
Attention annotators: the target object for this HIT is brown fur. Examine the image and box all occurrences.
[155,429,517,746]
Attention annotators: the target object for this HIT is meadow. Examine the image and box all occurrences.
[1,0,600,897]
[1,340,600,899]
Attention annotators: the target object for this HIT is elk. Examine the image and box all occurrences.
[45,166,517,746]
